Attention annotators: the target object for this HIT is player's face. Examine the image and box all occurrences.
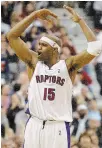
[37,41,54,61]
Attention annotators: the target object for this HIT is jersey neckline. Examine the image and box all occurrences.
[40,60,64,70]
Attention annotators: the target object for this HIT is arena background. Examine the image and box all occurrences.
[1,1,102,148]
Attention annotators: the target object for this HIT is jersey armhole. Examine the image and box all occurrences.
[64,60,73,87]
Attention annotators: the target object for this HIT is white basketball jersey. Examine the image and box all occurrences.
[28,60,73,122]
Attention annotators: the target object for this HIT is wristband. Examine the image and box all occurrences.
[87,41,102,56]
[76,17,82,23]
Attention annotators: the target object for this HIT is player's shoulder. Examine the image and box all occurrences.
[65,56,74,68]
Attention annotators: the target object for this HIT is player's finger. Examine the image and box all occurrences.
[63,5,73,10]
[63,5,74,14]
[46,17,55,24]
[49,11,58,19]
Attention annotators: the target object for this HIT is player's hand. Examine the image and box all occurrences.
[63,5,81,23]
[34,9,58,24]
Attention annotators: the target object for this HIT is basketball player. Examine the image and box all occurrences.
[6,5,102,148]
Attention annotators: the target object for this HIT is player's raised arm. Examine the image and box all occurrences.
[6,9,57,68]
[64,5,102,71]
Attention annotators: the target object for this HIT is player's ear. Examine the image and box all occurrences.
[53,47,58,53]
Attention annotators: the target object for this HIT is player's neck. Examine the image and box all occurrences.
[44,55,59,68]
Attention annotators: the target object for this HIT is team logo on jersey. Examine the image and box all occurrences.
[58,69,60,73]
[36,75,65,86]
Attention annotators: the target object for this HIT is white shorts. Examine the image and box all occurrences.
[23,116,70,148]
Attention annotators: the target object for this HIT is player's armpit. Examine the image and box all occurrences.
[70,50,95,71]
[65,56,77,83]
[6,36,38,69]
[26,63,36,81]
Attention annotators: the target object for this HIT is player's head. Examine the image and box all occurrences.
[37,34,62,61]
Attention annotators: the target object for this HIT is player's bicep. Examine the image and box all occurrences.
[8,37,31,61]
[7,37,37,68]
[72,50,95,71]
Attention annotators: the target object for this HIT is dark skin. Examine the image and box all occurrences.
[27,40,60,80]
[6,6,96,83]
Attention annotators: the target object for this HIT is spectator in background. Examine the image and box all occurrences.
[1,139,17,148]
[97,108,102,147]
[21,2,36,18]
[13,1,23,15]
[1,84,11,112]
[15,109,28,136]
[61,38,76,56]
[10,11,22,28]
[36,1,49,9]
[60,46,71,59]
[12,71,29,94]
[71,104,88,139]
[95,52,102,96]
[17,84,28,107]
[26,26,39,42]
[17,71,29,86]
[77,70,92,86]
[86,129,99,148]
[1,1,14,25]
[6,45,19,81]
[86,100,101,147]
[93,1,102,30]
[1,106,9,138]
[73,73,93,104]
[1,20,10,34]
[71,145,79,148]
[71,136,78,148]
[7,93,23,132]
[1,33,10,81]
[95,31,102,95]
[90,134,99,148]
[88,100,101,124]
[79,133,92,148]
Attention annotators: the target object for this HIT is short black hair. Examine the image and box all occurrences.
[44,34,62,47]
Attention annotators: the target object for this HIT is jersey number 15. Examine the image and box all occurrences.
[43,88,55,101]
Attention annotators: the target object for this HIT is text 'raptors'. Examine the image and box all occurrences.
[36,75,65,86]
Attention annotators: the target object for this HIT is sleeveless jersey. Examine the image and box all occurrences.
[28,60,73,122]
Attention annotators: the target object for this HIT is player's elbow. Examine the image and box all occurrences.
[6,31,18,41]
[6,33,13,42]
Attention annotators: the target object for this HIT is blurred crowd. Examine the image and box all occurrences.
[1,1,102,148]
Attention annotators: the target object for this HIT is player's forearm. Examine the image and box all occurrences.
[78,18,96,42]
[64,5,96,42]
[6,11,37,39]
